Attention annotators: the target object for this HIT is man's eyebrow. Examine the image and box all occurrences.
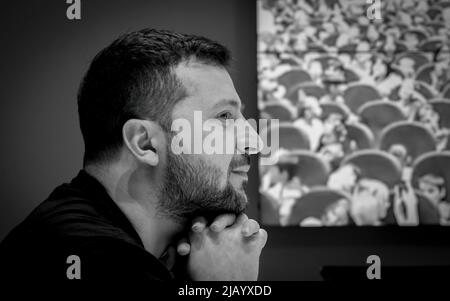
[212,99,242,111]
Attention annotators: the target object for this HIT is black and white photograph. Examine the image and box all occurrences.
[0,0,449,292]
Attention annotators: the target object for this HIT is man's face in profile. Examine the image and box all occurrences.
[156,61,254,221]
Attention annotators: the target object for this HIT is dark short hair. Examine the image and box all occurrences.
[78,28,231,165]
[276,162,298,181]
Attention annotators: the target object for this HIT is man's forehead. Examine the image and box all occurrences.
[174,61,242,111]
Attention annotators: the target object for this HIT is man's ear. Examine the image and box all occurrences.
[122,119,163,166]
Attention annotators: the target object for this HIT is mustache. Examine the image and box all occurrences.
[229,154,251,170]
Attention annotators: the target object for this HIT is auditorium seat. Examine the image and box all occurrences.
[320,101,349,121]
[387,85,402,101]
[307,44,327,53]
[343,84,381,113]
[286,187,351,226]
[260,122,311,152]
[323,34,339,47]
[277,68,312,91]
[412,151,450,202]
[342,68,360,83]
[345,122,375,150]
[430,99,450,129]
[286,82,327,103]
[415,63,436,86]
[262,101,294,121]
[415,81,438,99]
[279,57,300,66]
[338,43,357,56]
[341,149,402,188]
[379,121,437,160]
[395,51,430,71]
[401,29,427,43]
[395,41,408,53]
[426,20,446,35]
[359,101,406,141]
[289,150,331,187]
[418,38,444,53]
[388,80,437,102]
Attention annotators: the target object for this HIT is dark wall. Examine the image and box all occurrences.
[0,0,259,237]
[0,0,449,281]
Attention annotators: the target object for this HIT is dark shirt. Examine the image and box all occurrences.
[0,170,173,282]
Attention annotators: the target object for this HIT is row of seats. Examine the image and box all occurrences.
[265,78,449,118]
[274,52,450,97]
[258,0,450,226]
[261,120,445,158]
[261,151,450,225]
[263,98,450,134]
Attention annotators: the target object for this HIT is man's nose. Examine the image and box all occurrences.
[235,119,264,155]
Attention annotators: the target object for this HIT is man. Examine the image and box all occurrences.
[418,174,449,225]
[0,29,267,282]
[350,178,390,226]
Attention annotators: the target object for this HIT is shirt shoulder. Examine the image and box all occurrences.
[24,183,134,243]
[0,175,172,282]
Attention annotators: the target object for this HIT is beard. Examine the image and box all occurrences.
[157,145,250,222]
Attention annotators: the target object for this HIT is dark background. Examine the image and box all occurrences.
[0,0,449,280]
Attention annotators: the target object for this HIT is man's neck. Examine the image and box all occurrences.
[85,162,184,258]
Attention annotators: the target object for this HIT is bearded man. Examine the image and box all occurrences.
[0,29,267,282]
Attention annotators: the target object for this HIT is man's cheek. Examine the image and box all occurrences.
[204,155,231,186]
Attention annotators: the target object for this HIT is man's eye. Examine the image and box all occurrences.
[217,112,233,120]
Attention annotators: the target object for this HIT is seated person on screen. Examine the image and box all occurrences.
[418,174,450,225]
[350,178,390,226]
[416,104,450,151]
[300,198,351,227]
[294,93,324,151]
[327,163,361,195]
[388,144,412,181]
[318,113,347,169]
[322,198,351,226]
[260,157,308,226]
[392,180,419,226]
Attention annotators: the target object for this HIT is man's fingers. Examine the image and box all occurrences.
[256,228,268,249]
[191,216,207,233]
[251,229,267,250]
[210,214,237,232]
[241,219,260,237]
[230,213,249,229]
[246,228,268,253]
[176,237,191,256]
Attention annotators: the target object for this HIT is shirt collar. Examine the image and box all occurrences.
[71,169,145,248]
